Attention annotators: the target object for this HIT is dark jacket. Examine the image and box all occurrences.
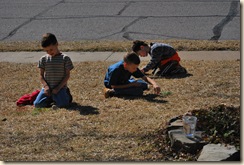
[143,43,176,72]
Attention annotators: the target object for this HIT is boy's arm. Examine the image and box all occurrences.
[52,69,71,95]
[142,76,161,94]
[142,50,161,73]
[39,68,47,86]
[39,68,50,96]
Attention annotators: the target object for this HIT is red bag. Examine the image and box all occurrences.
[16,90,40,106]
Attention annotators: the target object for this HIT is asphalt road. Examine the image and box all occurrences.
[0,0,240,41]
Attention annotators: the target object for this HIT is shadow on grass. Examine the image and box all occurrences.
[118,94,168,104]
[67,102,99,115]
[164,73,193,79]
[148,73,193,79]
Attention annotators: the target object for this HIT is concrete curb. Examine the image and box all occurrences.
[0,51,240,63]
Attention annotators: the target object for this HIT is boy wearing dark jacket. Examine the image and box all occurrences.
[132,40,187,77]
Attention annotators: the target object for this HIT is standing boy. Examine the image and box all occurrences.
[104,52,161,98]
[34,33,74,108]
[132,40,188,77]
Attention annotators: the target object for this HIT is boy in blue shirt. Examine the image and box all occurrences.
[104,52,161,98]
[34,33,74,108]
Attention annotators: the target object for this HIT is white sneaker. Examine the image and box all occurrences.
[52,105,58,110]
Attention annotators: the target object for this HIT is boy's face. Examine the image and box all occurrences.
[137,46,149,57]
[43,43,59,56]
[124,62,139,73]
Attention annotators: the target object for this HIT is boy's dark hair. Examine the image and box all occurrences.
[132,40,148,53]
[41,33,58,47]
[124,52,140,65]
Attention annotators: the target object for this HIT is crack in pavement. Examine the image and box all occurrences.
[11,13,233,20]
[210,1,239,41]
[104,52,115,61]
[122,16,148,40]
[0,0,65,41]
[96,16,147,40]
[117,1,134,15]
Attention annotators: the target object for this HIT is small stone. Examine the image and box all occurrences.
[170,119,183,127]
[167,119,184,131]
[2,118,7,121]
[168,129,207,153]
[197,144,240,161]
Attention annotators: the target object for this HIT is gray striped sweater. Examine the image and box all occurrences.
[143,43,176,72]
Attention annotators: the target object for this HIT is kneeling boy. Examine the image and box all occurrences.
[132,40,188,77]
[34,33,74,108]
[104,52,161,98]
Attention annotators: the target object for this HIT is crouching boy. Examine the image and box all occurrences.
[132,40,188,77]
[104,52,161,98]
[34,33,74,108]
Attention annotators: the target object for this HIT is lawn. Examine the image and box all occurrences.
[0,59,240,161]
[0,40,240,52]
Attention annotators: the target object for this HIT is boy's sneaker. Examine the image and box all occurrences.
[104,88,115,98]
[153,68,162,77]
[51,104,58,110]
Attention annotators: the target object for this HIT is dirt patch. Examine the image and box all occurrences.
[0,60,240,161]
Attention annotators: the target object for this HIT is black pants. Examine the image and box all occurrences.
[155,60,187,77]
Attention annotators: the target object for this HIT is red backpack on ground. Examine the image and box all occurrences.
[16,90,40,106]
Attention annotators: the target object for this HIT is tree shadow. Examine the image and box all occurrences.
[67,102,99,115]
[118,94,168,104]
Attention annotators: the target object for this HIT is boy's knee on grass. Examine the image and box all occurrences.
[34,101,47,108]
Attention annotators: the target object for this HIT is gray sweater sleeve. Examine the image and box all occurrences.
[143,43,176,72]
[142,48,162,72]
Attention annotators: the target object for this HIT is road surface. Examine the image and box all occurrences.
[0,0,240,41]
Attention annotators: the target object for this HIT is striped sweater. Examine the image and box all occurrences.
[38,53,74,89]
[143,43,176,72]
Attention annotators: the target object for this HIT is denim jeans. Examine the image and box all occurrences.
[34,87,71,108]
[114,79,148,96]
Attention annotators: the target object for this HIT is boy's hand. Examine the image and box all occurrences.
[52,87,61,95]
[44,86,51,96]
[153,85,161,95]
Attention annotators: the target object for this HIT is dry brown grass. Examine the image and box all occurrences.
[0,40,240,52]
[0,59,240,161]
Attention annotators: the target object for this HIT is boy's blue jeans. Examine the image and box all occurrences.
[114,79,148,96]
[34,87,71,108]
